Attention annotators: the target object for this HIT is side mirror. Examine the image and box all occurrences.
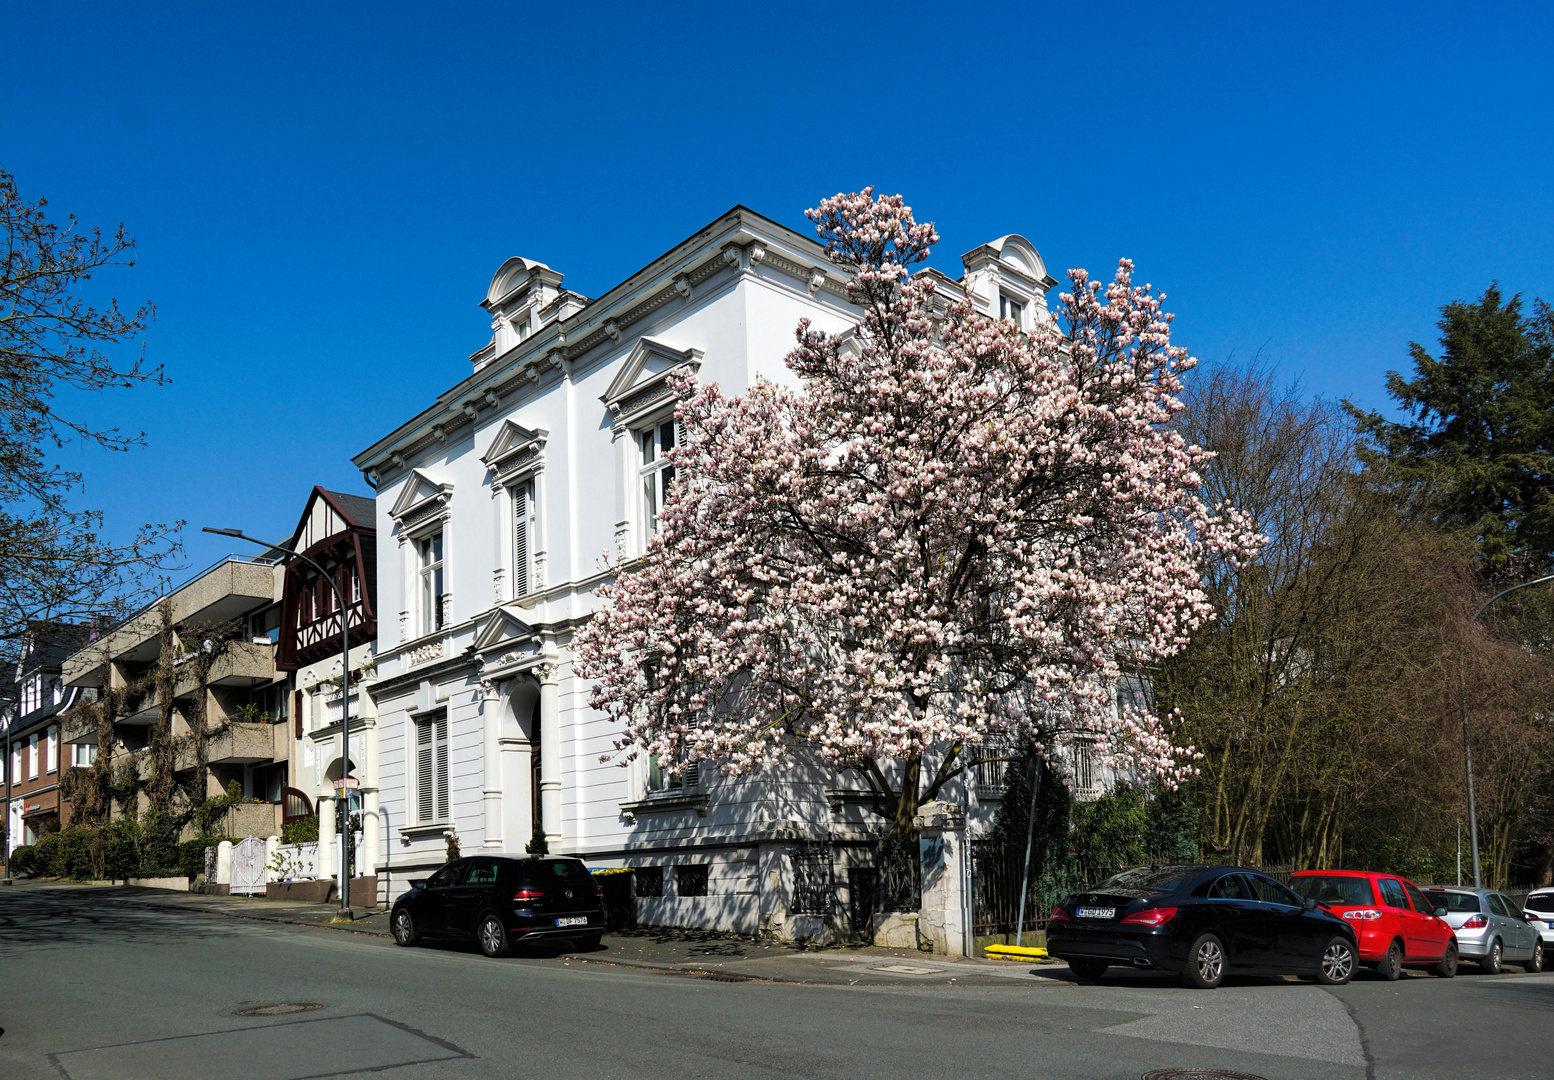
[409,879,428,890]
[1435,907,1448,918]
[1303,897,1318,911]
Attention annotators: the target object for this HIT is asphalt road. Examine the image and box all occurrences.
[1,888,1551,1080]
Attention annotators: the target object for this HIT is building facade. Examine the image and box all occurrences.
[353,205,1099,930]
[274,487,380,884]
[4,626,92,855]
[60,554,297,840]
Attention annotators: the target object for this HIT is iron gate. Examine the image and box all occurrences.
[230,836,267,895]
[790,840,833,915]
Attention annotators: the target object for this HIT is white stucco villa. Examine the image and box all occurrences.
[351,205,1112,940]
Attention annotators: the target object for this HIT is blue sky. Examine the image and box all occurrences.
[5,1,1551,580]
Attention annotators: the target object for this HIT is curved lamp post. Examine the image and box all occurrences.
[1460,571,1554,889]
[205,527,357,916]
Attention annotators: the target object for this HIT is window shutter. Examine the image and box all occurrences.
[417,721,434,823]
[682,760,700,794]
[293,690,303,739]
[435,715,450,821]
[513,483,529,598]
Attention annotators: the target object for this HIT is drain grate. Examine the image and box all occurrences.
[233,1002,325,1017]
[699,972,751,983]
[1143,1071,1269,1080]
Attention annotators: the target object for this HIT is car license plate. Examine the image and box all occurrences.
[1076,907,1115,920]
[555,916,589,927]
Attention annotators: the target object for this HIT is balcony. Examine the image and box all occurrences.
[223,800,281,840]
[175,723,276,771]
[116,642,277,728]
[64,554,280,686]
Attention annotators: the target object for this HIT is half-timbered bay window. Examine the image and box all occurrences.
[511,479,535,599]
[415,713,450,824]
[418,531,445,637]
[638,418,677,544]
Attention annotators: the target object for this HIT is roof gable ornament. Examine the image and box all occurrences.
[601,337,703,428]
[480,419,549,484]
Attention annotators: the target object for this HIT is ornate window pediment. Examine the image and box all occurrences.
[389,468,453,535]
[601,337,702,428]
[480,420,548,485]
[473,608,541,672]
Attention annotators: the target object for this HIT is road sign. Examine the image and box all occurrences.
[333,777,360,790]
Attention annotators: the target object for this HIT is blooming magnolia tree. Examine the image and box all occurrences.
[574,189,1258,837]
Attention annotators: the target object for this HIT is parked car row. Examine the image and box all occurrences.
[1046,864,1549,989]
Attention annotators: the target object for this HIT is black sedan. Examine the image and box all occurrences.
[1045,864,1357,988]
[391,855,606,957]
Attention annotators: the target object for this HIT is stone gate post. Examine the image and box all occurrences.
[913,800,968,956]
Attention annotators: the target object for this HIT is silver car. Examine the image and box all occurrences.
[1524,889,1554,946]
[1425,887,1544,974]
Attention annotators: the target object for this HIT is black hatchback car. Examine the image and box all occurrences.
[391,855,606,957]
[1045,864,1357,988]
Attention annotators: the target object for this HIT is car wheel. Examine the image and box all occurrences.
[1182,934,1226,990]
[1482,939,1503,974]
[1377,940,1403,981]
[1068,958,1109,981]
[391,908,417,947]
[1433,940,1458,978]
[576,933,603,951]
[478,913,509,958]
[1527,940,1544,974]
[1317,937,1356,986]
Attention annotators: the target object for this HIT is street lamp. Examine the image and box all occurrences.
[1460,571,1554,889]
[205,527,358,917]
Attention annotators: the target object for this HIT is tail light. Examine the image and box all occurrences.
[1049,905,1070,921]
[1461,914,1487,929]
[1120,907,1177,927]
[1342,909,1383,921]
[512,888,545,903]
[593,884,604,898]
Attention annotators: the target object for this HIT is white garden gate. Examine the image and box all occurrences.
[230,836,267,895]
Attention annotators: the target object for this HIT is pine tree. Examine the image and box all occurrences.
[1346,285,1554,571]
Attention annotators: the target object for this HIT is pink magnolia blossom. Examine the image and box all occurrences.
[574,188,1259,829]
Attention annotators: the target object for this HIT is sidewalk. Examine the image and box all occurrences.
[7,879,1069,987]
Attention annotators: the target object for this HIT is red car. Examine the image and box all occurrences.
[1289,870,1457,979]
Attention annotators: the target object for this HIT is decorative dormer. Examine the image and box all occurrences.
[480,257,566,362]
[960,235,1058,331]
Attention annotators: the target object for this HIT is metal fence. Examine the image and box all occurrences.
[877,833,921,913]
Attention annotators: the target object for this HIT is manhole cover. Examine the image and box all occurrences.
[233,1002,325,1017]
[1143,1071,1269,1080]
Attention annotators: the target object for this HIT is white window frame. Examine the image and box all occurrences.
[417,530,446,638]
[28,734,39,779]
[647,754,699,798]
[46,727,58,774]
[414,712,450,825]
[71,742,96,768]
[999,293,1024,327]
[636,416,680,549]
[511,478,535,599]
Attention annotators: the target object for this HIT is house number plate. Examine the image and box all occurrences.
[1076,907,1116,920]
[555,916,589,927]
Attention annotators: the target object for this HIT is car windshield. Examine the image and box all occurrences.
[1526,894,1554,913]
[1092,866,1200,894]
[1290,876,1374,906]
[1427,891,1482,913]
